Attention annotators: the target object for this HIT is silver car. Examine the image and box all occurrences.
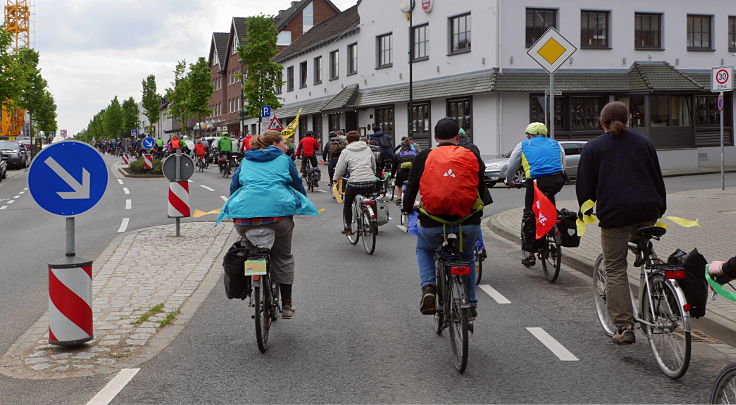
[483,140,588,187]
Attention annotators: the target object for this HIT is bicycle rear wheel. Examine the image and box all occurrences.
[711,363,736,404]
[447,276,469,373]
[641,275,691,379]
[593,254,616,337]
[540,234,561,283]
[475,248,484,285]
[361,208,376,255]
[433,259,445,335]
[254,276,272,353]
[346,202,360,245]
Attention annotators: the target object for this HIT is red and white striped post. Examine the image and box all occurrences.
[121,154,129,165]
[48,259,93,346]
[168,181,191,237]
[143,154,153,169]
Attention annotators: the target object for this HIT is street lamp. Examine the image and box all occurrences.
[400,0,415,140]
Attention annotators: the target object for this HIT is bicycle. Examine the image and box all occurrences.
[432,229,474,373]
[475,236,487,285]
[303,159,317,193]
[708,267,736,403]
[593,225,692,379]
[242,227,281,353]
[343,180,379,255]
[514,183,562,282]
[219,155,232,178]
[195,156,206,172]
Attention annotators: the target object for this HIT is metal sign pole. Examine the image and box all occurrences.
[721,91,725,190]
[549,74,555,139]
[66,217,75,256]
[175,149,181,237]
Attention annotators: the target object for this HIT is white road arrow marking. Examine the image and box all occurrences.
[44,157,90,199]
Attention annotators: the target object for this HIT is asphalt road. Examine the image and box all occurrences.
[2,158,736,403]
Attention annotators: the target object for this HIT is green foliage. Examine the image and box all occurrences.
[0,27,29,110]
[187,57,214,137]
[141,74,159,132]
[165,60,191,137]
[121,96,138,136]
[238,16,283,122]
[35,90,57,135]
[103,96,123,138]
[129,158,163,174]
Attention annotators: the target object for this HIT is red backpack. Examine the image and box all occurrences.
[420,146,480,217]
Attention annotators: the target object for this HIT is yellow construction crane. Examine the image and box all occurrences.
[1,0,30,140]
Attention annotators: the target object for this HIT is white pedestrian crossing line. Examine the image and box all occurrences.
[122,187,130,195]
[87,368,140,405]
[117,179,124,185]
[220,195,228,202]
[125,199,131,210]
[479,284,511,304]
[526,327,579,361]
[396,225,408,232]
[117,218,129,233]
[200,185,215,192]
[317,189,327,193]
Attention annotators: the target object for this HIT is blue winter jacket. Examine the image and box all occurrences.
[520,136,564,179]
[217,146,319,223]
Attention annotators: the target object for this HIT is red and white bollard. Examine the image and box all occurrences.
[121,154,129,165]
[48,258,93,346]
[143,154,153,169]
[168,181,191,218]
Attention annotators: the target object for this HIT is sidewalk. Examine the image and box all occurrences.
[661,165,736,178]
[0,222,236,379]
[489,187,736,346]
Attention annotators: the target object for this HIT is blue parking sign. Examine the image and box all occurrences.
[261,106,271,118]
[28,141,108,216]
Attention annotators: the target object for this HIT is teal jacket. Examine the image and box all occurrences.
[506,136,564,181]
[217,146,319,223]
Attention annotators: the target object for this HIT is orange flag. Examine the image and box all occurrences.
[532,181,557,239]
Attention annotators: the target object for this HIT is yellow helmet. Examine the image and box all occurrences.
[525,122,548,136]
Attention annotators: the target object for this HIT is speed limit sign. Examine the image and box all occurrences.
[712,66,734,92]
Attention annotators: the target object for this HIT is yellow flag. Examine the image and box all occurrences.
[192,208,221,218]
[332,179,344,204]
[665,216,701,228]
[576,218,587,237]
[281,108,302,139]
[654,221,669,229]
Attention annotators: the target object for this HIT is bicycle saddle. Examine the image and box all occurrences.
[636,226,666,239]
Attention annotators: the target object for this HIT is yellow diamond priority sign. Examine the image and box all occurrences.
[527,28,577,74]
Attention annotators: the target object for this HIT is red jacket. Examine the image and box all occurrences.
[194,143,206,158]
[296,137,319,157]
[241,135,252,152]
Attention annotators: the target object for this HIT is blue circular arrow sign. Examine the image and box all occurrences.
[142,137,155,149]
[28,140,108,216]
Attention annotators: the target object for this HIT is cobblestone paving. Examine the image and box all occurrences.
[0,222,231,379]
[490,187,736,336]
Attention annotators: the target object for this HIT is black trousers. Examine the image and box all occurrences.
[522,173,566,252]
[343,183,375,228]
[301,156,318,175]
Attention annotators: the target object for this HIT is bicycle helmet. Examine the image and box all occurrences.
[525,122,548,136]
[306,130,315,137]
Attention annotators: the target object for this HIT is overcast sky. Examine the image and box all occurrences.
[33,0,359,135]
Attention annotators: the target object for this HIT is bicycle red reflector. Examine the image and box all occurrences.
[451,266,471,276]
[252,275,260,281]
[364,200,376,206]
[683,303,691,312]
[665,270,686,279]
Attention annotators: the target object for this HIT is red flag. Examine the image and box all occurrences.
[532,181,557,239]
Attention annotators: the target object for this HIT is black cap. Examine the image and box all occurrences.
[434,117,460,140]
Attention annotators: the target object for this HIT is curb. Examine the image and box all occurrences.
[662,168,736,178]
[113,162,164,179]
[488,213,736,348]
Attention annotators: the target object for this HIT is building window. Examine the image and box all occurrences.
[412,24,429,61]
[348,43,358,75]
[687,15,713,50]
[581,10,609,49]
[299,61,307,89]
[570,97,606,130]
[328,113,341,132]
[275,71,282,95]
[329,50,339,80]
[730,17,736,52]
[635,13,662,49]
[696,95,723,126]
[286,66,294,92]
[651,95,692,127]
[447,98,472,142]
[449,13,471,54]
[312,114,323,145]
[529,95,564,131]
[374,106,394,137]
[377,33,392,68]
[314,56,322,84]
[617,96,646,128]
[409,101,431,149]
[303,1,314,32]
[526,8,556,48]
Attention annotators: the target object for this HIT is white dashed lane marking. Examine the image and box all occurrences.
[23,187,27,191]
[125,199,131,210]
[7,200,15,204]
[117,179,124,185]
[122,188,130,195]
[18,191,24,195]
[0,206,6,210]
[200,185,215,192]
[220,196,228,202]
[13,195,20,199]
[117,218,129,233]
[526,327,579,361]
[479,284,511,304]
[86,368,140,405]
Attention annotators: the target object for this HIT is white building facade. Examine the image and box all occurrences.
[267,0,736,169]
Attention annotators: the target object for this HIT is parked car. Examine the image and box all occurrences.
[483,140,588,187]
[0,156,7,181]
[0,140,30,169]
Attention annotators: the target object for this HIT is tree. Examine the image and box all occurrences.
[103,96,123,138]
[0,27,29,110]
[187,57,214,138]
[141,74,159,134]
[165,60,191,137]
[34,90,57,135]
[238,15,283,133]
[121,96,138,136]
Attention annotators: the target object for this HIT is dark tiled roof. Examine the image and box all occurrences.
[494,72,630,92]
[686,72,712,90]
[233,17,248,43]
[274,5,360,63]
[629,62,702,91]
[274,0,341,31]
[212,32,229,67]
[322,84,359,111]
[274,97,332,118]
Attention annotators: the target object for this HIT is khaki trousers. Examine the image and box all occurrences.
[600,221,655,328]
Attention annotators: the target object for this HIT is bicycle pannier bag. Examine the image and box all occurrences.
[222,240,252,299]
[419,146,480,217]
[667,248,707,318]
[310,167,321,183]
[521,210,544,253]
[374,199,390,226]
[557,208,580,247]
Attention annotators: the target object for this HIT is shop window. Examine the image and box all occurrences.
[447,97,472,142]
[570,97,605,130]
[651,96,691,127]
[374,106,394,137]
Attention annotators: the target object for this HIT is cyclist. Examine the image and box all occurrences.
[709,257,736,283]
[333,130,376,235]
[218,132,233,161]
[402,118,492,321]
[323,131,347,188]
[217,130,319,319]
[194,139,206,167]
[296,130,320,179]
[393,139,418,206]
[576,101,666,345]
[504,122,566,267]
